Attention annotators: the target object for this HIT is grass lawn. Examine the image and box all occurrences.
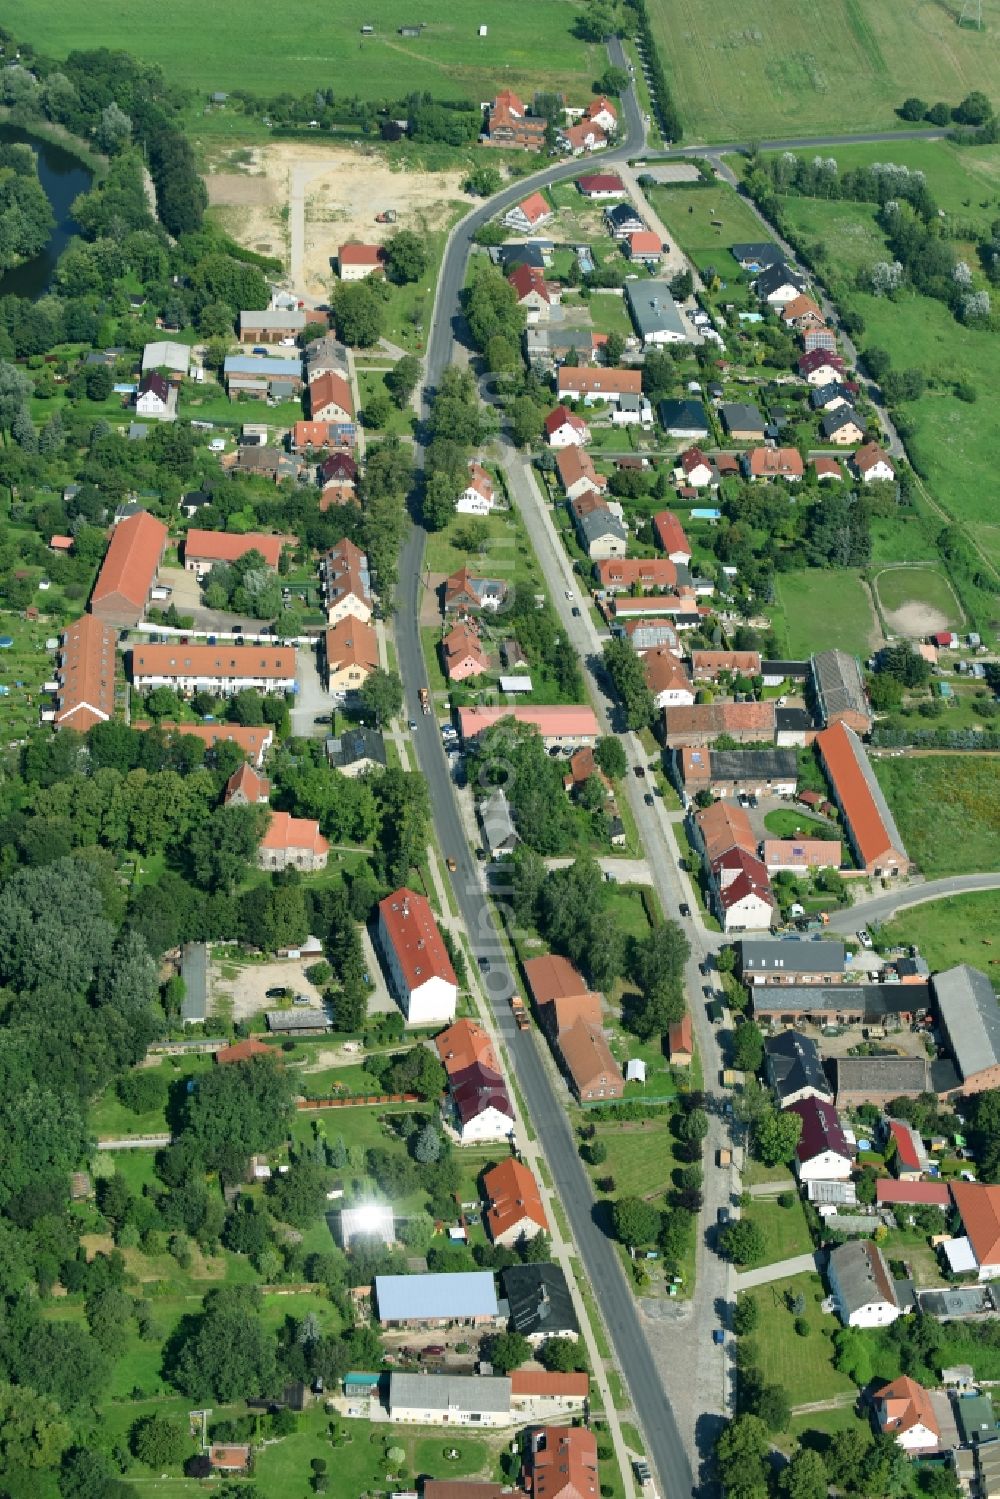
[769,569,876,659]
[423,508,542,595]
[743,1195,814,1265]
[763,808,839,841]
[90,1055,216,1135]
[873,754,1000,876]
[778,196,884,278]
[743,1157,795,1188]
[874,566,965,627]
[5,0,599,106]
[876,889,1000,987]
[750,1271,856,1405]
[644,0,1000,142]
[358,370,416,438]
[645,183,766,273]
[586,292,634,338]
[588,1115,678,1199]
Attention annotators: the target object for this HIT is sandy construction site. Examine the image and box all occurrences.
[205,141,469,297]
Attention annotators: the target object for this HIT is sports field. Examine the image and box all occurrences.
[645,0,1000,142]
[874,565,964,636]
[5,0,597,104]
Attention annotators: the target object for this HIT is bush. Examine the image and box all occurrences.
[305,961,332,986]
[794,1316,810,1337]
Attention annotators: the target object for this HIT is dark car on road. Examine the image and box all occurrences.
[717,1207,730,1226]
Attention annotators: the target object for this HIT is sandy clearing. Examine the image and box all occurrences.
[884,601,952,638]
[205,141,469,297]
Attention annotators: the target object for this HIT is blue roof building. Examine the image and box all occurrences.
[374,1271,499,1326]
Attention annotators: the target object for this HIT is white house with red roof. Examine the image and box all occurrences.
[257,812,329,873]
[577,172,624,199]
[584,96,618,132]
[377,888,458,1026]
[798,349,845,386]
[558,120,607,155]
[710,847,776,932]
[456,461,496,515]
[874,1377,940,1452]
[337,243,387,281]
[677,448,714,489]
[652,510,692,564]
[787,1096,853,1181]
[887,1118,929,1182]
[507,263,559,323]
[503,192,553,234]
[853,443,895,483]
[544,405,590,449]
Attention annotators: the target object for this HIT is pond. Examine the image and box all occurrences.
[0,122,93,300]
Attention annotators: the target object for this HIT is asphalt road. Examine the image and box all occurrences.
[826,872,1000,932]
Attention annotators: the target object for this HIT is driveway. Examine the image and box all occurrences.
[290,640,329,736]
[735,1252,821,1290]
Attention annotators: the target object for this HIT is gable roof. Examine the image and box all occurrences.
[652,510,692,557]
[876,1178,951,1208]
[748,447,805,479]
[501,1262,577,1338]
[448,1060,513,1126]
[888,1118,926,1173]
[545,404,588,437]
[378,887,457,993]
[260,811,329,856]
[508,262,553,304]
[578,172,624,193]
[765,1030,830,1102]
[816,723,907,868]
[720,401,765,433]
[821,406,863,438]
[523,953,590,1007]
[799,348,845,375]
[55,614,118,730]
[435,1017,497,1076]
[138,370,170,403]
[184,529,288,569]
[695,798,757,862]
[558,1017,623,1093]
[669,1013,693,1057]
[510,1370,589,1398]
[557,444,604,494]
[556,367,643,398]
[530,1426,598,1499]
[829,1239,898,1314]
[754,261,807,297]
[223,761,270,805]
[854,441,893,475]
[952,1181,1000,1267]
[324,617,378,675]
[310,369,355,418]
[216,1036,274,1066]
[483,1157,548,1241]
[339,242,386,267]
[643,646,692,698]
[932,965,1000,1082]
[375,1271,497,1322]
[787,1095,850,1163]
[513,191,551,226]
[90,510,168,615]
[875,1376,939,1440]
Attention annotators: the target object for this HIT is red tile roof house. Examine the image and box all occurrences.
[873,1376,941,1452]
[215,1035,275,1066]
[54,615,118,732]
[503,191,553,234]
[644,647,695,711]
[798,349,846,385]
[209,1446,250,1474]
[626,230,663,266]
[677,447,714,488]
[510,1369,589,1411]
[130,644,296,698]
[876,1179,951,1210]
[811,456,843,482]
[710,846,776,932]
[182,528,290,579]
[136,721,274,766]
[577,172,625,199]
[257,811,329,873]
[526,1426,599,1499]
[556,367,643,407]
[594,557,678,594]
[584,96,618,131]
[745,447,805,481]
[887,1118,929,1181]
[309,370,355,423]
[544,405,591,449]
[652,509,692,563]
[669,1013,693,1066]
[337,242,387,280]
[787,1095,853,1181]
[559,120,608,155]
[484,89,547,151]
[507,263,559,323]
[442,620,490,682]
[483,1157,549,1246]
[446,1058,515,1144]
[945,1181,1000,1280]
[853,442,896,483]
[556,446,607,502]
[663,700,776,749]
[690,650,762,681]
[817,722,910,878]
[223,762,270,806]
[456,461,496,515]
[291,419,333,451]
[457,704,599,751]
[377,887,457,1026]
[89,510,169,628]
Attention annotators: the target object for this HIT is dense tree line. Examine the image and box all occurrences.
[0,141,54,271]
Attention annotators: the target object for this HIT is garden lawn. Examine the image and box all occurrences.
[589,1115,678,1198]
[769,569,876,659]
[763,808,839,841]
[0,613,65,741]
[5,0,598,105]
[743,1195,814,1265]
[645,183,766,273]
[358,370,415,438]
[876,890,1000,988]
[750,1271,856,1405]
[873,755,1000,876]
[644,0,1000,142]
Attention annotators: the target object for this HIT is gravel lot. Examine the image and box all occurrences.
[213,957,326,1023]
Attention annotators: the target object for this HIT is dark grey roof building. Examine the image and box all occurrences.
[500,1263,578,1342]
[739,937,846,981]
[658,399,709,437]
[765,1031,832,1107]
[810,649,872,731]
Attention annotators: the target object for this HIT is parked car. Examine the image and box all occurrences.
[717,1207,730,1226]
[634,765,646,777]
[266,987,289,1000]
[858,929,874,950]
[644,793,654,806]
[713,1329,725,1346]
[571,606,581,618]
[679,903,690,917]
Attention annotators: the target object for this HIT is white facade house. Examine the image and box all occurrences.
[455,462,496,516]
[130,644,296,698]
[388,1373,511,1427]
[452,1098,516,1145]
[611,393,653,427]
[377,888,458,1027]
[720,887,776,933]
[828,1241,901,1329]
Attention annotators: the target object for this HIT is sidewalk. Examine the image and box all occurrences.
[424,842,638,1496]
[735,1252,819,1291]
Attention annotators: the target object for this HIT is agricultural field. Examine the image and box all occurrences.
[875,889,1000,985]
[769,569,877,659]
[5,0,599,105]
[873,754,1000,876]
[873,565,965,637]
[644,0,1000,142]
